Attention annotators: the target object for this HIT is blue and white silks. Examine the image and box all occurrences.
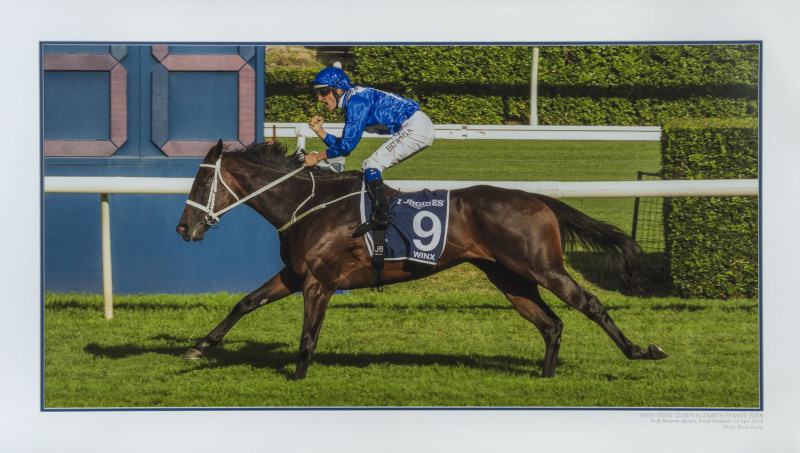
[321,87,420,159]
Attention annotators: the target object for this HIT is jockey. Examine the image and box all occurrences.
[302,66,435,237]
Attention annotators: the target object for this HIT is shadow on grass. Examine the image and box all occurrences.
[566,251,670,297]
[83,340,544,379]
[46,298,213,311]
[205,344,543,379]
[84,342,190,359]
[330,302,514,311]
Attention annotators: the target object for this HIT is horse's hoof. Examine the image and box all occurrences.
[648,344,668,360]
[182,348,204,360]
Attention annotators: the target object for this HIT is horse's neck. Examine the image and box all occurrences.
[227,160,308,226]
[229,159,355,228]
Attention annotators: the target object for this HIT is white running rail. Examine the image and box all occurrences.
[265,123,663,142]
[45,177,759,198]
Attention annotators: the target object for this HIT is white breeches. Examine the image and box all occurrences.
[360,111,435,173]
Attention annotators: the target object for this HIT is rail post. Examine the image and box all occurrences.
[530,47,539,126]
[100,193,113,320]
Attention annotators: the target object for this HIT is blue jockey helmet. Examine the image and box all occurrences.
[312,67,351,91]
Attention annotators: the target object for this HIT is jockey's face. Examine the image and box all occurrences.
[317,88,340,111]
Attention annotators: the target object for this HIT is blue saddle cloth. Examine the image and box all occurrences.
[360,184,450,265]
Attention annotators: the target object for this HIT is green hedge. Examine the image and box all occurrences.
[265,68,346,123]
[355,45,759,125]
[661,119,759,298]
[265,45,760,125]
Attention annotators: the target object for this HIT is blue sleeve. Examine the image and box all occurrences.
[325,97,369,158]
[322,133,336,148]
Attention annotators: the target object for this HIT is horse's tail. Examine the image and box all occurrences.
[532,194,646,294]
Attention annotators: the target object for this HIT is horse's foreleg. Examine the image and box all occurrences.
[475,261,563,378]
[183,267,302,360]
[292,278,336,381]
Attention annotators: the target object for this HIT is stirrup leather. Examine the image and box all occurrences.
[370,228,386,291]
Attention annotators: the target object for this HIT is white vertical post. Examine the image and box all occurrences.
[100,193,113,320]
[530,47,540,126]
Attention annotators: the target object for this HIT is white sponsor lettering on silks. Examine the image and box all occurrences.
[396,198,445,209]
[412,250,437,261]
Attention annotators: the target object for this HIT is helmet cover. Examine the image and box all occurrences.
[312,67,351,90]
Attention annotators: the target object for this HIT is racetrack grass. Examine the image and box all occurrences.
[44,265,759,409]
[293,137,659,183]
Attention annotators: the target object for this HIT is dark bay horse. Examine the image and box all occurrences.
[176,140,667,380]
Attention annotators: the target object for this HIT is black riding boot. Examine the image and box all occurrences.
[353,177,390,237]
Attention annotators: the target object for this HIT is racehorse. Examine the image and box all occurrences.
[176,140,667,380]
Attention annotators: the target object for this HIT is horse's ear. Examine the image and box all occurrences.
[205,139,224,162]
[292,148,307,163]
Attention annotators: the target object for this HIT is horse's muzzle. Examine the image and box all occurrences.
[176,223,191,242]
[176,223,204,242]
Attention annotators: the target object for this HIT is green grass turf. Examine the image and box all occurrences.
[43,281,759,408]
[292,137,660,182]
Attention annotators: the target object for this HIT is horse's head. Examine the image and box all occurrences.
[176,140,237,242]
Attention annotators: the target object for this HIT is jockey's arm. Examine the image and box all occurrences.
[308,115,327,140]
[303,97,369,168]
[303,115,332,167]
[302,150,328,167]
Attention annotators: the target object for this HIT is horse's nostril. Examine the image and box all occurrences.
[176,224,188,234]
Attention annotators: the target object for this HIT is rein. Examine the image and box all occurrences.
[276,173,362,232]
[185,157,362,232]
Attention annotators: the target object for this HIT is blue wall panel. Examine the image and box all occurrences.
[43,43,272,294]
[168,72,238,140]
[44,194,103,292]
[111,195,282,294]
[43,72,110,140]
[44,193,284,294]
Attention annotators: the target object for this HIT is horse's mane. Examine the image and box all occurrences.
[229,140,361,180]
[230,140,304,170]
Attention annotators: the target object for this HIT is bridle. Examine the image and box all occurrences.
[185,157,305,227]
[184,157,362,232]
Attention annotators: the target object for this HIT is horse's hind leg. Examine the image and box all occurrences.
[475,262,563,378]
[183,267,302,359]
[537,266,667,361]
